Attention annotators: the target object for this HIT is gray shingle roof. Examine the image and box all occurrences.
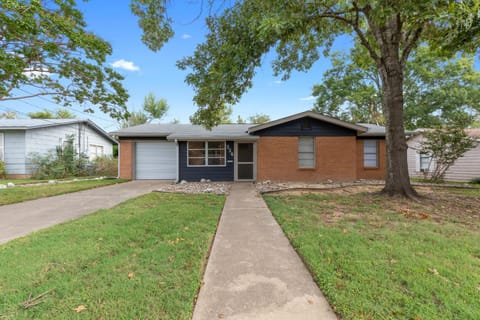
[110,123,256,140]
[110,112,389,140]
[357,123,387,137]
[0,119,81,129]
[0,119,117,144]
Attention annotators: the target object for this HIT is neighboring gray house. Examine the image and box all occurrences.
[0,119,116,178]
[407,128,480,182]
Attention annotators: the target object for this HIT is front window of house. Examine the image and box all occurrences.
[363,140,378,168]
[298,136,315,168]
[89,144,104,160]
[419,153,431,171]
[188,141,225,166]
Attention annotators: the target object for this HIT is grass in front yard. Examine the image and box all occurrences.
[264,186,480,320]
[0,179,127,206]
[0,193,224,320]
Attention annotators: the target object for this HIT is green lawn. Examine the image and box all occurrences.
[0,193,224,320]
[264,187,480,320]
[0,179,127,206]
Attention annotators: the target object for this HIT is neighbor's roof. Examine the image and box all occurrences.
[110,123,256,141]
[248,111,369,134]
[357,123,387,137]
[411,128,480,139]
[0,119,117,144]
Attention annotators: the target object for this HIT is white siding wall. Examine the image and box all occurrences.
[407,134,480,182]
[3,131,26,174]
[443,146,480,182]
[24,122,114,174]
[25,123,81,156]
[83,124,113,159]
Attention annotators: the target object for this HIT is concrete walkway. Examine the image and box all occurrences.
[192,183,337,320]
[0,180,169,244]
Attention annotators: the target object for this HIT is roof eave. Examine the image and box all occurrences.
[248,111,368,134]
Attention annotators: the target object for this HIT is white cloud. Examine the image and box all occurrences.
[181,33,192,39]
[111,59,140,72]
[299,95,316,101]
[273,80,283,84]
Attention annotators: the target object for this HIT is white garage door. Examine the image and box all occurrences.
[135,141,177,179]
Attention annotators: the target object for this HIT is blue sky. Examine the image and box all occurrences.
[1,0,352,131]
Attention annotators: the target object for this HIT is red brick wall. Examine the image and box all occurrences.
[119,140,134,179]
[256,136,357,182]
[356,139,386,180]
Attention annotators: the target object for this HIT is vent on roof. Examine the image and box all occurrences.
[301,118,312,130]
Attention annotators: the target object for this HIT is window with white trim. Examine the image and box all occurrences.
[419,153,431,171]
[298,136,315,168]
[363,140,378,168]
[89,144,104,160]
[188,141,225,166]
[0,132,4,161]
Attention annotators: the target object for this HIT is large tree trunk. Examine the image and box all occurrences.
[375,15,418,198]
[380,67,418,197]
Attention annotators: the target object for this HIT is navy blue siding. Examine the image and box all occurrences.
[179,141,234,181]
[254,117,356,136]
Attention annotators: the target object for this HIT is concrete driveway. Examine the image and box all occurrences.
[0,180,169,244]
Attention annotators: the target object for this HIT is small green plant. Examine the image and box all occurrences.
[0,160,6,178]
[470,177,480,184]
[419,127,477,182]
[29,135,88,179]
[92,155,118,176]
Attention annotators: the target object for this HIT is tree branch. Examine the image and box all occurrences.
[0,91,62,101]
[352,3,381,65]
[401,26,423,67]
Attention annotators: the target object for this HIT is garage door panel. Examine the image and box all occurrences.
[135,142,176,179]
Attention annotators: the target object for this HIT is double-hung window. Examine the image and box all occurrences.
[298,136,315,168]
[419,153,431,171]
[188,141,225,166]
[89,144,104,160]
[0,132,4,161]
[363,140,378,168]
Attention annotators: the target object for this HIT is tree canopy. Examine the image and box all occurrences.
[313,44,480,129]
[28,108,76,119]
[1,0,129,120]
[121,92,169,128]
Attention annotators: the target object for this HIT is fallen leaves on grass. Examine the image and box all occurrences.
[74,305,87,313]
[128,272,135,279]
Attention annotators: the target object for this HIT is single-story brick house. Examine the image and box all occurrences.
[0,119,116,178]
[111,111,387,182]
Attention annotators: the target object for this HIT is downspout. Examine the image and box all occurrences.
[175,139,179,183]
[116,137,120,179]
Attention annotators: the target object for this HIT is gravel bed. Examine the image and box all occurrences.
[155,182,232,195]
[255,180,385,193]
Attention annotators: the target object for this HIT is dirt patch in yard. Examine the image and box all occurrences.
[270,185,480,230]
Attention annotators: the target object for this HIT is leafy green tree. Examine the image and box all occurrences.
[0,111,16,119]
[237,113,271,124]
[313,45,480,130]
[190,105,233,125]
[313,48,384,125]
[131,1,479,198]
[121,92,169,127]
[419,128,477,182]
[28,109,76,119]
[0,0,128,120]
